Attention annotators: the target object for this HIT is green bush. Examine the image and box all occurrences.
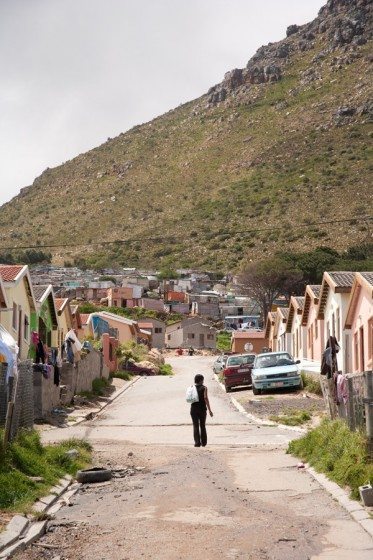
[111,370,133,381]
[217,331,232,352]
[92,377,110,396]
[158,364,173,376]
[301,372,323,396]
[288,419,373,499]
[270,409,311,426]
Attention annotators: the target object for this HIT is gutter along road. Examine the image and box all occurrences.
[14,356,373,560]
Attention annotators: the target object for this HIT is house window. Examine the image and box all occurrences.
[207,334,214,340]
[167,334,171,341]
[155,327,162,334]
[12,303,18,331]
[187,333,195,339]
[24,315,29,341]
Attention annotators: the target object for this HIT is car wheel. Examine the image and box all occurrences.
[76,467,112,484]
[252,386,261,395]
[225,385,231,393]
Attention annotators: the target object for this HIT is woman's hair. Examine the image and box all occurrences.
[194,374,204,384]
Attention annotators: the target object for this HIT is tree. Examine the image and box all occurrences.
[239,257,304,319]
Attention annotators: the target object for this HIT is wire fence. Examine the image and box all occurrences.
[0,360,34,444]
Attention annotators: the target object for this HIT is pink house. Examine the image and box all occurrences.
[344,272,373,373]
[301,285,324,363]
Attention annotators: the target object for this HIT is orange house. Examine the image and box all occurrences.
[345,272,373,373]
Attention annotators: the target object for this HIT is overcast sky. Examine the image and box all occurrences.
[0,0,323,206]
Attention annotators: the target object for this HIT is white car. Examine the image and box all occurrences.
[251,351,302,395]
[212,355,228,374]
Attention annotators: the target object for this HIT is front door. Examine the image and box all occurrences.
[199,333,204,347]
[360,326,365,371]
[18,307,22,355]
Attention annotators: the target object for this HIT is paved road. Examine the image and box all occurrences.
[30,355,372,560]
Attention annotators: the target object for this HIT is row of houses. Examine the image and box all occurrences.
[262,271,373,374]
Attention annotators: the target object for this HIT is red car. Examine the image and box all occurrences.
[223,353,256,392]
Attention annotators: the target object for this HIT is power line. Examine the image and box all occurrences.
[1,215,371,251]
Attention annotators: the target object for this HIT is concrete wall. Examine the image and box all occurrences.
[61,348,109,396]
[33,367,60,420]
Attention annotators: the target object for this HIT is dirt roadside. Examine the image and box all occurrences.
[11,441,373,560]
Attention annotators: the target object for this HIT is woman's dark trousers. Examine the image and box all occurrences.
[191,408,207,446]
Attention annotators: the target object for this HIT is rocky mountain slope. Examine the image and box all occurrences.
[0,0,372,270]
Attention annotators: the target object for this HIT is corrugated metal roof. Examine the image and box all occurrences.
[294,296,305,309]
[278,307,289,319]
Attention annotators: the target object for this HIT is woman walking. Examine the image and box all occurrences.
[190,374,213,447]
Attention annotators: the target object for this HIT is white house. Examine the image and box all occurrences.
[286,296,307,360]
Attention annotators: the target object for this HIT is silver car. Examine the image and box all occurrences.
[212,354,229,374]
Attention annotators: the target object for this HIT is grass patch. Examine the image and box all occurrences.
[0,430,91,512]
[92,377,111,396]
[270,409,311,426]
[301,372,323,396]
[158,363,173,376]
[217,331,232,352]
[111,370,133,381]
[288,419,373,499]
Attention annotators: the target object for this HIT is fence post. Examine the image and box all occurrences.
[347,376,355,431]
[3,401,14,448]
[364,370,373,459]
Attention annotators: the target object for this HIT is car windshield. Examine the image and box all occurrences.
[227,354,255,367]
[255,353,295,368]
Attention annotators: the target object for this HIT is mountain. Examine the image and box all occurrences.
[0,0,372,271]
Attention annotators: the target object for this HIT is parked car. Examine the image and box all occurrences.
[251,351,302,395]
[212,354,229,374]
[121,360,155,376]
[222,353,256,392]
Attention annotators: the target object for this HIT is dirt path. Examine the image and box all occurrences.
[12,356,373,560]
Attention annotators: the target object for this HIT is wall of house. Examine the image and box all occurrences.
[277,321,291,352]
[139,298,165,312]
[323,291,351,373]
[350,285,373,373]
[182,323,216,349]
[231,336,269,354]
[103,317,135,345]
[1,278,32,360]
[290,313,307,360]
[145,319,165,348]
[305,303,324,363]
[166,327,183,348]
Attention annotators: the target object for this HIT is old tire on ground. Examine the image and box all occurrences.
[252,386,261,395]
[225,385,231,393]
[76,467,112,484]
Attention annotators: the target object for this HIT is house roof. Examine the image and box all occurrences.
[0,265,25,282]
[33,284,51,302]
[277,307,289,320]
[302,285,322,326]
[94,311,137,326]
[232,330,266,339]
[138,322,154,330]
[55,298,69,312]
[265,312,276,338]
[80,313,90,325]
[317,271,355,319]
[286,296,305,333]
[345,272,373,329]
[0,276,8,309]
[0,264,36,311]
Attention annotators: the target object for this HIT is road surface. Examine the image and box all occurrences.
[14,355,373,560]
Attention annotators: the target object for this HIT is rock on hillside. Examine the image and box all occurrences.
[0,0,372,270]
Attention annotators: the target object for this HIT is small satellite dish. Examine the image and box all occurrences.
[244,342,253,352]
